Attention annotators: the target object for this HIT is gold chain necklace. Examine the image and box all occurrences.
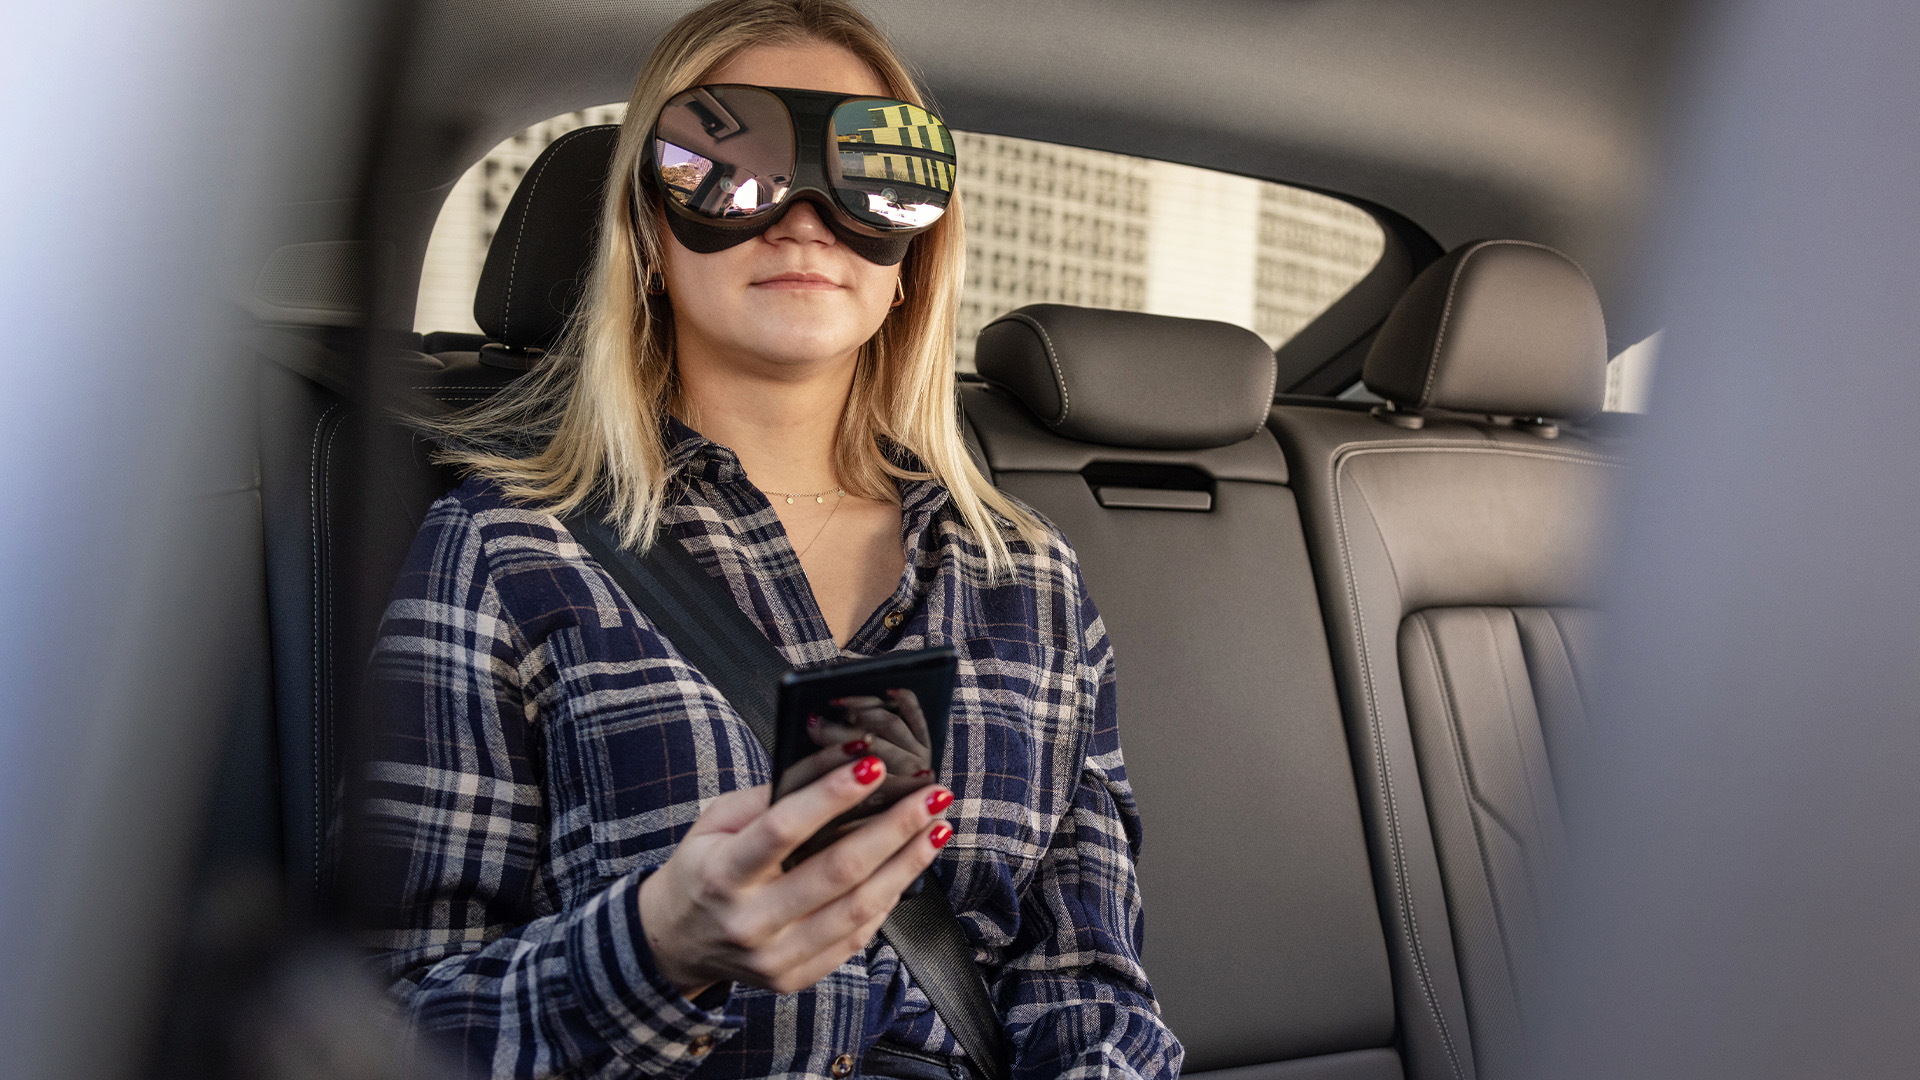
[796,489,847,559]
[765,486,846,505]
[750,477,849,558]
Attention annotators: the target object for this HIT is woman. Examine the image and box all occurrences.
[360,2,1180,1077]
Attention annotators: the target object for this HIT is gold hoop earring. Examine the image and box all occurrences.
[890,277,906,308]
[645,270,667,296]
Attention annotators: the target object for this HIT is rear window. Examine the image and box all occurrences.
[417,109,1386,367]
[1605,333,1657,412]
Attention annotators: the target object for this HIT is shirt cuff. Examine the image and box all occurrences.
[565,869,743,1072]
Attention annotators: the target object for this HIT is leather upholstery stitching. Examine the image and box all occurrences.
[1346,463,1409,602]
[1495,610,1560,862]
[501,126,598,344]
[1545,608,1591,721]
[1252,346,1280,440]
[1338,440,1623,472]
[1327,438,1621,1080]
[1432,612,1535,845]
[1418,239,1578,412]
[310,402,344,889]
[1426,610,1530,1019]
[1330,462,1469,1080]
[998,312,1070,426]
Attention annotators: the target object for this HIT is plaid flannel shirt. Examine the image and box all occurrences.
[359,422,1181,1079]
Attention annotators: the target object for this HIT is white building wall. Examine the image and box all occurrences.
[414,166,490,335]
[1143,160,1261,330]
[1606,331,1659,413]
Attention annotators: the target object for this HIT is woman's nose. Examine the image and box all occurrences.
[764,199,836,245]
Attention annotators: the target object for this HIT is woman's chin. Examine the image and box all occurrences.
[723,335,869,374]
[727,320,883,371]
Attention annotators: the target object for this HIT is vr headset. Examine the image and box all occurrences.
[640,83,958,266]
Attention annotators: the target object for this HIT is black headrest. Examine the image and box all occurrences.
[474,125,620,351]
[974,305,1276,450]
[1362,239,1607,420]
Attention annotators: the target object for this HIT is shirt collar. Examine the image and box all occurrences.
[888,444,953,548]
[663,414,953,525]
[662,415,746,486]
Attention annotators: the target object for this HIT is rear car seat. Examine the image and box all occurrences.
[246,124,1599,1080]
[248,125,1439,1077]
[247,132,616,895]
[1268,240,1632,1080]
[965,305,1403,1080]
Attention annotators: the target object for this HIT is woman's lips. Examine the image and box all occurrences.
[753,271,841,290]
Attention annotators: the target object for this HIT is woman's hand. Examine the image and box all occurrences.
[635,755,954,999]
[828,691,937,803]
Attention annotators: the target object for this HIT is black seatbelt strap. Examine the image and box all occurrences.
[566,513,782,752]
[561,512,1011,1080]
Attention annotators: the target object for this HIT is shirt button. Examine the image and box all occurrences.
[689,1034,715,1056]
[883,610,905,630]
[830,1052,856,1077]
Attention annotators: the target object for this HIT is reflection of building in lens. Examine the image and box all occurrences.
[841,104,955,153]
[838,104,957,193]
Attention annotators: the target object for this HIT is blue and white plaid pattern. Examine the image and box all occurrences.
[359,423,1181,1079]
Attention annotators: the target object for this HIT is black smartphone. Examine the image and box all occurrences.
[770,645,957,867]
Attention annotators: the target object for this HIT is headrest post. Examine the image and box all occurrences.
[1370,401,1425,429]
[479,344,546,371]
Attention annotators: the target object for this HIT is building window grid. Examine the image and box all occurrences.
[954,132,1156,368]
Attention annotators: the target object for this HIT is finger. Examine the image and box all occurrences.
[855,735,921,772]
[763,781,951,925]
[829,695,886,710]
[857,746,935,804]
[718,755,888,886]
[847,702,933,785]
[886,689,933,752]
[682,785,770,838]
[753,816,951,993]
[807,705,870,742]
[843,705,920,757]
[869,768,931,804]
[776,740,870,797]
[787,817,950,963]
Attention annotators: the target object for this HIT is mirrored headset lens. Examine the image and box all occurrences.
[654,85,794,218]
[830,99,956,229]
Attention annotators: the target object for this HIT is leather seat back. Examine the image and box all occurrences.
[1269,240,1634,1080]
[969,305,1401,1080]
[251,130,617,898]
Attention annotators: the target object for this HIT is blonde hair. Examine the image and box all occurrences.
[431,0,1044,575]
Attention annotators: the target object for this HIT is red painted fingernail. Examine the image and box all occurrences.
[913,768,933,779]
[925,788,954,815]
[929,822,954,849]
[807,713,821,728]
[853,756,884,785]
[842,738,871,755]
